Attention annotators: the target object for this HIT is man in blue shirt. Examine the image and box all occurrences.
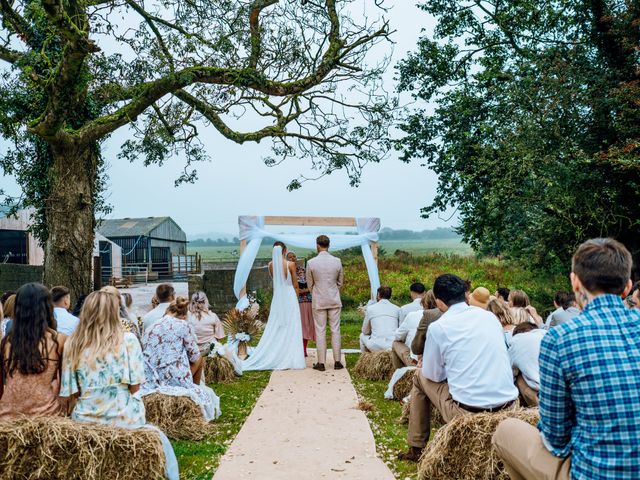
[493,238,640,479]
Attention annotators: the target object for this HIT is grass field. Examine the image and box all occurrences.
[190,238,471,262]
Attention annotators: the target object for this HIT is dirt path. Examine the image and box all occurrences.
[213,351,395,480]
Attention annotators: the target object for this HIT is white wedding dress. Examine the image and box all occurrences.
[242,246,306,371]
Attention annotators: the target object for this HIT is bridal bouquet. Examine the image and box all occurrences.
[223,305,264,359]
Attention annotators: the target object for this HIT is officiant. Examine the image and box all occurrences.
[287,252,316,357]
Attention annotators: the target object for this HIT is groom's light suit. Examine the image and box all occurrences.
[306,251,344,364]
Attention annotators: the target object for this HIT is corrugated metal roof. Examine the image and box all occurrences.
[97,217,175,238]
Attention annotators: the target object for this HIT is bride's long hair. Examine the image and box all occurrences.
[273,241,287,255]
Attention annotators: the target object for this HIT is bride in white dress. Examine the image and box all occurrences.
[242,243,306,371]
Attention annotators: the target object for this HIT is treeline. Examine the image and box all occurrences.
[189,228,460,246]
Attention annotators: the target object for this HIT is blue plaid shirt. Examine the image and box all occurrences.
[538,294,640,479]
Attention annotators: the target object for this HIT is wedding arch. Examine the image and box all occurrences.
[234,216,381,310]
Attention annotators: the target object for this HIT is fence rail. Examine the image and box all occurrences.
[99,254,201,287]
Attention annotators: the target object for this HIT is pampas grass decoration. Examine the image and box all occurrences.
[204,355,236,384]
[418,408,539,480]
[223,308,264,344]
[143,393,215,441]
[353,350,394,381]
[0,416,166,480]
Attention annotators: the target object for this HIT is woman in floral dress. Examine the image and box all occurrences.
[287,252,315,357]
[142,297,221,421]
[60,290,179,479]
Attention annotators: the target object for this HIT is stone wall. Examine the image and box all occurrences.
[189,260,272,315]
[0,264,44,293]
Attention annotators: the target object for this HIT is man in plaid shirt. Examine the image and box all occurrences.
[493,238,640,479]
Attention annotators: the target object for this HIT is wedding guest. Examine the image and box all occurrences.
[0,283,65,419]
[509,322,545,407]
[360,286,400,352]
[469,287,490,309]
[399,283,426,323]
[548,292,580,328]
[100,286,141,339]
[494,238,640,480]
[398,274,517,462]
[287,251,315,357]
[142,284,175,332]
[545,291,568,328]
[488,298,516,345]
[1,294,16,336]
[60,291,180,479]
[143,297,220,420]
[392,291,436,369]
[60,291,145,425]
[121,292,140,329]
[51,286,80,336]
[411,295,443,358]
[625,281,640,308]
[509,289,543,326]
[188,291,225,354]
[495,288,510,303]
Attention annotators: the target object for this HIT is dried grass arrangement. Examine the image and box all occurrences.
[204,355,237,384]
[143,393,215,441]
[223,307,264,358]
[418,408,540,480]
[0,416,166,480]
[353,350,394,381]
[392,368,416,400]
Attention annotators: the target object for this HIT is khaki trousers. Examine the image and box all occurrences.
[313,307,341,364]
[391,341,414,369]
[493,418,571,480]
[516,374,539,407]
[407,372,469,448]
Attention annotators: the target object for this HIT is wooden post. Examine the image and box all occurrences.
[239,239,247,301]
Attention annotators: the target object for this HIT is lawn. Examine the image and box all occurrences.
[172,370,271,480]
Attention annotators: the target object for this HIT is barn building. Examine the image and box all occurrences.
[98,217,188,277]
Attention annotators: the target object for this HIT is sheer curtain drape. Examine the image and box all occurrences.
[233,216,381,310]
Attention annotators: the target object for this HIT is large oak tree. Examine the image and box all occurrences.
[0,0,392,298]
[398,1,639,273]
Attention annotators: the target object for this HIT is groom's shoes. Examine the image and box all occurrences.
[334,361,344,370]
[313,363,326,372]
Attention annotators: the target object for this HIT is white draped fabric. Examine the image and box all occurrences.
[233,216,381,310]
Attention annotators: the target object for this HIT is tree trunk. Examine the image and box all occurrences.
[42,142,98,301]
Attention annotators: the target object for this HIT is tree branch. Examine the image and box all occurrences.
[249,0,279,68]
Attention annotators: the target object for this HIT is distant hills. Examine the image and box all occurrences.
[188,227,460,247]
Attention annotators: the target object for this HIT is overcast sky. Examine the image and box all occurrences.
[2,2,447,238]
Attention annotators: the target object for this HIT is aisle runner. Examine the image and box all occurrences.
[213,352,395,480]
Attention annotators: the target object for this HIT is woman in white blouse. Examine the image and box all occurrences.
[188,291,225,354]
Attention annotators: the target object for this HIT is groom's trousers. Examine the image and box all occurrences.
[313,307,341,364]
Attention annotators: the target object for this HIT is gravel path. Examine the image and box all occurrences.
[213,351,394,480]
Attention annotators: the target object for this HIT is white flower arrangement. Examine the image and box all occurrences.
[235,332,251,342]
[207,341,227,358]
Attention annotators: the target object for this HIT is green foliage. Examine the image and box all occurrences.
[397,1,640,272]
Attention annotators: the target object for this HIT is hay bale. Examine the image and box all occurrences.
[204,355,236,384]
[143,393,215,441]
[353,350,394,381]
[418,408,539,480]
[393,368,416,400]
[0,416,165,480]
[397,400,411,425]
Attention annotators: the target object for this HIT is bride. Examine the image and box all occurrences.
[242,242,306,371]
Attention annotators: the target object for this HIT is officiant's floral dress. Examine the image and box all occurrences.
[296,265,315,341]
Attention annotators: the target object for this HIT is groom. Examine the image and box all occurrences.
[306,235,345,372]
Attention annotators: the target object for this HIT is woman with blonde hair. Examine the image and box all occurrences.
[142,297,221,421]
[60,291,179,479]
[1,294,16,337]
[188,291,225,354]
[488,298,516,345]
[508,290,543,326]
[60,291,145,426]
[100,286,141,339]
